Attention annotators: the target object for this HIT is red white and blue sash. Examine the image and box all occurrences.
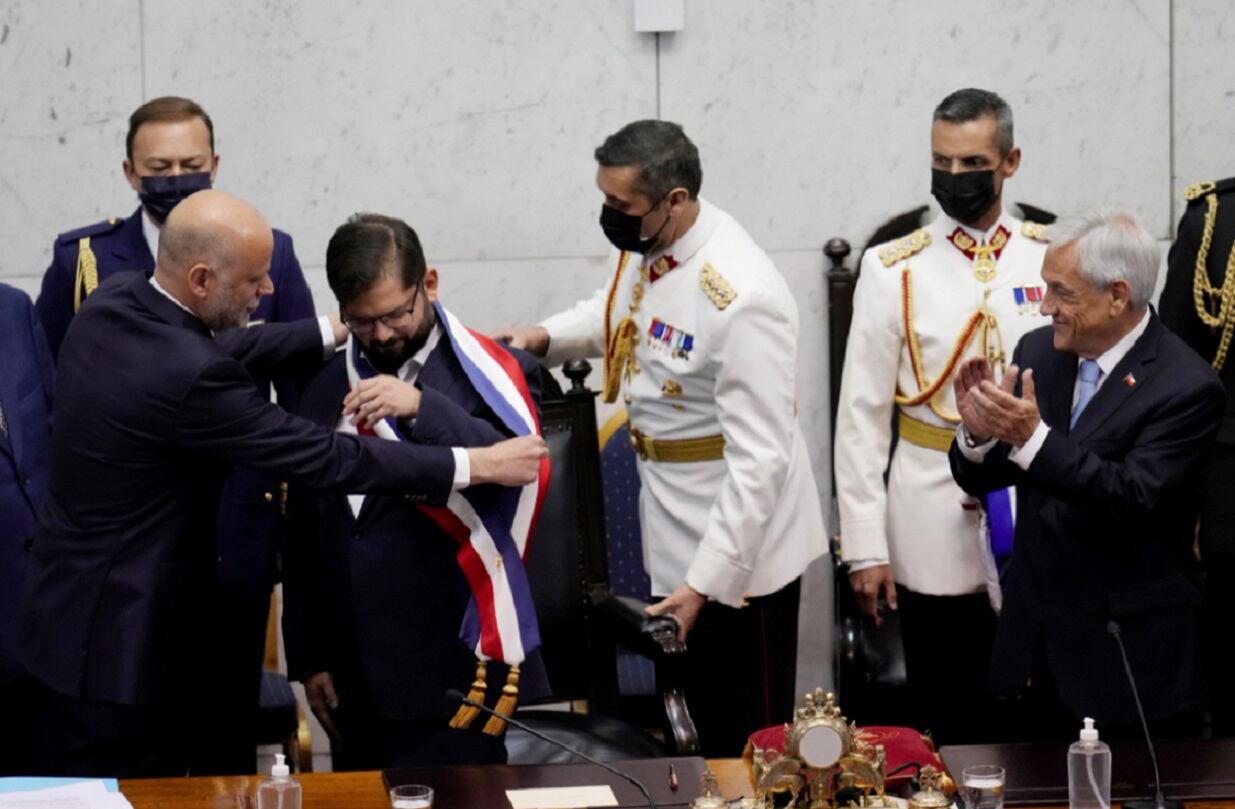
[345,301,549,667]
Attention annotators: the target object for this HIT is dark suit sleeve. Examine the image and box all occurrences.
[174,356,455,502]
[214,318,328,380]
[1161,204,1216,357]
[1020,377,1225,519]
[35,241,76,361]
[949,438,1020,496]
[409,347,544,448]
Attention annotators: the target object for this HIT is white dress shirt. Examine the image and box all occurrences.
[337,325,469,517]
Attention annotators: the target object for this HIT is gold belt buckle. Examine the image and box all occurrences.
[629,426,650,460]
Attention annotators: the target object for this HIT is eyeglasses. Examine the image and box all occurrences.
[342,285,421,336]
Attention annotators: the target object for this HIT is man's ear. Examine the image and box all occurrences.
[1109,279,1133,314]
[208,153,221,184]
[666,186,691,213]
[123,159,141,193]
[186,263,213,299]
[1001,146,1022,179]
[423,267,440,302]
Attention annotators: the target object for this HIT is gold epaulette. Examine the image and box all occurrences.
[878,228,931,267]
[1186,181,1217,201]
[700,263,737,310]
[1021,220,1049,242]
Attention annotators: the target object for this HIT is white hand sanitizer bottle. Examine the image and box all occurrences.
[257,753,301,809]
[1068,717,1111,809]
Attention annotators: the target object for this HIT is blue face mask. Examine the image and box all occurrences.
[138,172,213,222]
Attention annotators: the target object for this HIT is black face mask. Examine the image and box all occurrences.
[599,199,669,254]
[138,172,213,223]
[931,169,999,225]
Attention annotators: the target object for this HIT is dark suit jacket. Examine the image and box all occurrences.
[0,285,55,684]
[283,334,544,721]
[1160,177,1235,556]
[20,271,456,707]
[36,206,318,593]
[949,314,1225,723]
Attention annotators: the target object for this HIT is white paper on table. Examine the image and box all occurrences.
[0,779,134,809]
[505,784,619,809]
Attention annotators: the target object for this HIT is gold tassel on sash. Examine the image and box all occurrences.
[73,236,100,313]
[482,665,520,736]
[448,660,487,729]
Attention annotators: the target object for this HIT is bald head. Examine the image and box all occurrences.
[155,189,276,330]
[157,189,272,276]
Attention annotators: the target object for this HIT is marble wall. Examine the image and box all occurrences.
[1,0,1227,711]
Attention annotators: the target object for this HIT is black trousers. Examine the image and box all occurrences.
[187,585,269,775]
[34,587,267,778]
[684,578,801,757]
[1000,640,1204,743]
[0,673,43,775]
[896,584,998,745]
[36,680,190,778]
[329,671,506,771]
[1201,548,1235,736]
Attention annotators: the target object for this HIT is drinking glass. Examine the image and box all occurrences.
[961,765,1005,809]
[389,784,433,808]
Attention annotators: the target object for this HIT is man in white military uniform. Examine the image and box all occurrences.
[500,120,827,755]
[835,89,1050,743]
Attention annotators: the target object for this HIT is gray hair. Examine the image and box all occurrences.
[1047,209,1159,308]
[933,88,1014,156]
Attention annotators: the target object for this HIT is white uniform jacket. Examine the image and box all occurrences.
[835,208,1050,595]
[541,199,828,606]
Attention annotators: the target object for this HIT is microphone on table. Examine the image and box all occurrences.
[445,689,658,809]
[1106,621,1183,809]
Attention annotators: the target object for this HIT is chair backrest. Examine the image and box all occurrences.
[522,360,619,706]
[598,413,650,600]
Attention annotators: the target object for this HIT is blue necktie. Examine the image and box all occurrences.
[1070,359,1101,429]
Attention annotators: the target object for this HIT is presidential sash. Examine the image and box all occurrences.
[345,301,550,734]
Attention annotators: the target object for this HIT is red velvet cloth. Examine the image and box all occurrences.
[744,724,949,792]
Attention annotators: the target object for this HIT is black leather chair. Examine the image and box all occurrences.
[505,360,700,763]
[825,202,1056,725]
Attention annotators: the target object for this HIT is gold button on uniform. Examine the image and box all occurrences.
[263,491,274,503]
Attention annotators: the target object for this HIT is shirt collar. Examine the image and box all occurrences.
[646,197,718,267]
[148,274,195,317]
[141,208,161,260]
[1090,307,1151,376]
[393,322,443,383]
[955,205,1011,243]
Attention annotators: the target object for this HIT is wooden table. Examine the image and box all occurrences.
[118,758,753,808]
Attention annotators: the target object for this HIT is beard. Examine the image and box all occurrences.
[364,310,436,374]
[201,291,252,332]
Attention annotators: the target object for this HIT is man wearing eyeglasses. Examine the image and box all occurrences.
[281,213,547,769]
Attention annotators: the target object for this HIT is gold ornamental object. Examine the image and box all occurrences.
[908,766,951,809]
[690,770,731,809]
[748,689,893,809]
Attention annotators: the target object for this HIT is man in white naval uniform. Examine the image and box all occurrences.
[500,120,827,755]
[835,89,1050,743]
